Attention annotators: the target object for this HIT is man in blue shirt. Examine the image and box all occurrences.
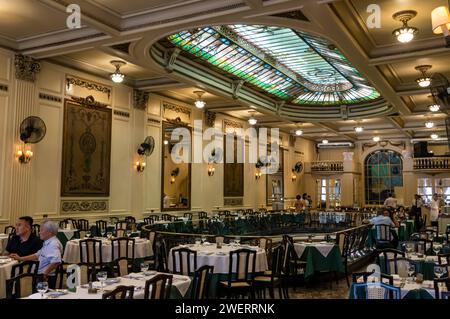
[369,209,399,248]
[11,220,63,289]
[369,209,399,227]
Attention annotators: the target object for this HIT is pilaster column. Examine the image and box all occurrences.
[9,54,40,223]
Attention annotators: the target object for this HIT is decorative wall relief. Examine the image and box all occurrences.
[61,200,108,212]
[133,89,149,110]
[163,101,191,123]
[0,84,8,92]
[66,75,112,102]
[204,110,216,127]
[61,96,112,197]
[15,54,40,82]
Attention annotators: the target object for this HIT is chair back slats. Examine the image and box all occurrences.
[434,277,450,299]
[144,217,154,225]
[95,220,107,236]
[376,249,405,275]
[191,265,214,299]
[76,219,89,231]
[79,239,102,266]
[111,237,135,277]
[228,249,256,284]
[144,274,173,299]
[171,248,197,275]
[11,261,39,277]
[4,225,15,235]
[6,273,35,299]
[102,285,135,299]
[32,224,40,236]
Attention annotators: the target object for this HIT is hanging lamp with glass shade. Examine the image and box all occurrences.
[110,60,126,83]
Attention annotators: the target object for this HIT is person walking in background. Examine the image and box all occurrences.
[430,193,442,228]
[294,194,305,212]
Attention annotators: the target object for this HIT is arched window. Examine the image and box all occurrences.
[365,150,403,205]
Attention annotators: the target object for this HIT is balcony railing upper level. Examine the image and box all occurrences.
[413,157,450,171]
[310,161,344,172]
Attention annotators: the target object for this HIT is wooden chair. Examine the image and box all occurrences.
[171,247,197,276]
[143,216,155,225]
[198,211,208,219]
[111,237,135,277]
[115,221,128,231]
[76,219,90,231]
[57,262,97,289]
[102,285,135,299]
[10,261,39,277]
[254,245,286,299]
[125,216,136,224]
[257,237,273,269]
[373,225,396,249]
[116,228,126,237]
[219,249,257,299]
[4,225,15,235]
[245,209,254,215]
[31,224,40,236]
[351,282,401,299]
[433,277,450,299]
[190,265,214,299]
[148,214,160,221]
[95,220,108,237]
[438,253,450,265]
[376,249,406,276]
[79,239,103,270]
[144,274,173,299]
[184,212,193,220]
[282,235,306,287]
[6,273,35,299]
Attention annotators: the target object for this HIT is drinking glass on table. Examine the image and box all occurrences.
[407,263,416,282]
[195,238,201,247]
[97,271,107,293]
[126,230,132,237]
[201,235,207,244]
[85,230,91,239]
[107,231,113,240]
[235,237,241,246]
[140,262,148,274]
[36,281,48,299]
[434,265,445,279]
[432,245,441,256]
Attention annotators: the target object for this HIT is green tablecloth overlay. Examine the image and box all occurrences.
[57,230,79,248]
[298,245,345,280]
[378,257,436,281]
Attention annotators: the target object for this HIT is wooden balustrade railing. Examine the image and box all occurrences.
[311,161,344,172]
[413,157,450,170]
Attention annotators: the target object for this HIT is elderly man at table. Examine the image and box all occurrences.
[4,216,42,257]
[10,220,63,289]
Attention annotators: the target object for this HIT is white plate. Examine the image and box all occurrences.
[105,278,121,284]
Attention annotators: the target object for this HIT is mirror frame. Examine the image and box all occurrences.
[266,146,285,206]
[160,121,192,211]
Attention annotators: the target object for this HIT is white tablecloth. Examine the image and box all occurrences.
[27,272,191,299]
[294,242,335,258]
[0,234,8,255]
[0,259,18,298]
[63,238,152,263]
[168,243,268,274]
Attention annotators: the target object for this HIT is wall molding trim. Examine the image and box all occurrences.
[39,92,62,103]
[113,109,130,118]
[61,200,109,213]
[66,75,111,99]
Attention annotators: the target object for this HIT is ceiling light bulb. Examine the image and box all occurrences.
[417,78,431,87]
[110,60,126,83]
[248,117,257,125]
[425,121,435,129]
[295,129,303,136]
[429,104,440,112]
[322,139,329,144]
[194,100,205,109]
[373,136,380,142]
[415,65,432,88]
[354,126,363,133]
[163,140,169,145]
[392,11,418,43]
[431,134,439,139]
[110,72,124,83]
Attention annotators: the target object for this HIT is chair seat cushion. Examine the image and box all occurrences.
[219,281,251,288]
[254,276,280,282]
[263,270,272,275]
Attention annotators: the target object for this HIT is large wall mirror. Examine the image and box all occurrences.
[266,146,284,208]
[161,121,191,211]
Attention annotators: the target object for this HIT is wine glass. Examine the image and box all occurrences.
[235,237,241,246]
[434,265,445,279]
[407,264,415,282]
[106,231,113,240]
[97,271,107,293]
[36,281,48,299]
[126,230,132,238]
[433,245,441,256]
[85,230,91,239]
[201,235,207,244]
[140,262,148,274]
[195,238,201,247]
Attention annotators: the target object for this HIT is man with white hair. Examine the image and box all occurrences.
[11,220,63,288]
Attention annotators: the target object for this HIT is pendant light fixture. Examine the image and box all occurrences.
[193,90,206,109]
[392,10,418,43]
[415,65,432,88]
[110,60,126,83]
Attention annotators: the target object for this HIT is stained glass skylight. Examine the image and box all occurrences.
[166,25,380,105]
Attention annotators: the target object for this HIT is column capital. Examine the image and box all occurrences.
[14,54,41,82]
[343,151,354,161]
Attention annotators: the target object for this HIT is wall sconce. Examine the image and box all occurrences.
[255,170,262,180]
[135,161,146,172]
[432,6,450,47]
[17,149,33,164]
[208,165,215,176]
[291,172,297,182]
[171,168,179,184]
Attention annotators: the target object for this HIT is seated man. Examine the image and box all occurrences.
[10,220,63,289]
[4,216,42,256]
[370,209,399,248]
[370,209,399,227]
